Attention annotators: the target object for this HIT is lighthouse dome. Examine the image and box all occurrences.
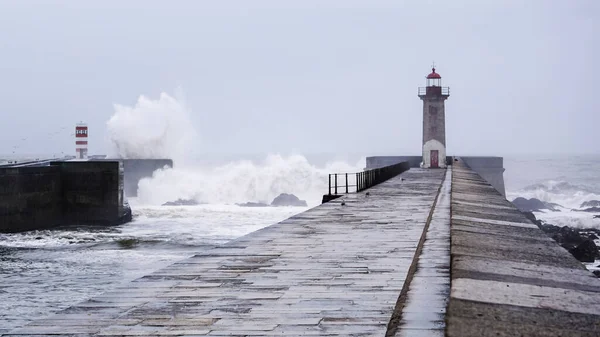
[426,68,441,79]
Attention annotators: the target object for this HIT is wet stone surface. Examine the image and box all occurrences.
[394,169,451,337]
[446,159,600,337]
[5,169,445,336]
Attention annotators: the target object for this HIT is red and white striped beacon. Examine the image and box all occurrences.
[75,122,88,159]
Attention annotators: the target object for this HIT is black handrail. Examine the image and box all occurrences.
[326,161,410,196]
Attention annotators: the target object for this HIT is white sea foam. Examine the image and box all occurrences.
[136,154,363,207]
[533,209,599,229]
[506,179,600,229]
[507,180,600,210]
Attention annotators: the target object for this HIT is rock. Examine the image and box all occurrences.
[577,207,600,213]
[117,238,139,249]
[539,221,600,262]
[512,197,541,211]
[594,215,600,219]
[236,202,269,207]
[271,193,308,207]
[540,224,585,250]
[539,223,561,234]
[555,226,586,249]
[162,198,200,206]
[569,240,599,263]
[581,200,600,208]
[522,211,541,226]
[512,197,560,212]
[593,270,600,278]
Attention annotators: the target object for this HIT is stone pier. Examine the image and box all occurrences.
[4,160,600,336]
[4,168,449,336]
[446,159,600,336]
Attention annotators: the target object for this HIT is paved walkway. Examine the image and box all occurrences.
[4,169,446,336]
[393,169,451,337]
[446,159,600,336]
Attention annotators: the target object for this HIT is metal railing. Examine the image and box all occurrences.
[327,161,410,196]
[418,86,450,96]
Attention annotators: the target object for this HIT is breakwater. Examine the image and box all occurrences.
[0,161,130,233]
[366,155,506,196]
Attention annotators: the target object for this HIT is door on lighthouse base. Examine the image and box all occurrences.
[430,150,439,168]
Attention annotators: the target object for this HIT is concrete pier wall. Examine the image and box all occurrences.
[120,159,172,197]
[366,156,422,169]
[460,156,506,196]
[52,161,128,226]
[0,161,130,233]
[447,158,600,336]
[367,155,506,196]
[0,166,62,232]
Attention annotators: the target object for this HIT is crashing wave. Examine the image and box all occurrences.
[510,180,600,211]
[105,90,197,164]
[509,179,600,229]
[135,154,363,207]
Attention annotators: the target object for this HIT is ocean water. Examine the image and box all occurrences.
[504,154,600,229]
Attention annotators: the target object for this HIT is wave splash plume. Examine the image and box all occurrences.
[104,90,363,207]
[106,90,196,163]
[137,154,363,207]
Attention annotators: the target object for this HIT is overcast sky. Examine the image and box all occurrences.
[0,0,597,158]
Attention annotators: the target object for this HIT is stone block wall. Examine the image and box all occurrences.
[0,161,130,233]
[52,161,126,225]
[0,166,62,232]
[366,156,422,169]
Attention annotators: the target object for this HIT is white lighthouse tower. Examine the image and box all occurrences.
[75,122,88,159]
[418,67,449,168]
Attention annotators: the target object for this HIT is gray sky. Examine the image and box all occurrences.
[0,0,597,157]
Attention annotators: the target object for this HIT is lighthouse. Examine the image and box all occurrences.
[418,67,449,168]
[75,122,88,159]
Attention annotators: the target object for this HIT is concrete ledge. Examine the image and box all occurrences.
[446,159,600,336]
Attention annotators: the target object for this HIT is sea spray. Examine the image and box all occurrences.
[136,154,364,207]
[106,90,197,164]
[105,90,364,207]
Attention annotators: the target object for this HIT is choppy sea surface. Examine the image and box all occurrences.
[504,154,600,229]
[0,153,599,332]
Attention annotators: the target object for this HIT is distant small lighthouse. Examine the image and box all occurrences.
[418,66,449,168]
[75,122,88,159]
